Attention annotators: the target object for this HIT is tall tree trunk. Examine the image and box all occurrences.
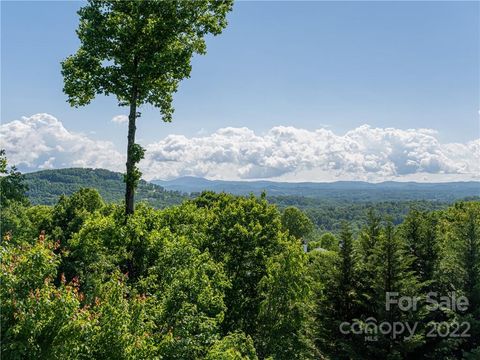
[125,94,137,215]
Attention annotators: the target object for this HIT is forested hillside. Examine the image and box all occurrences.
[1,158,479,359]
[154,176,480,202]
[24,168,479,234]
[25,168,186,208]
[271,196,456,234]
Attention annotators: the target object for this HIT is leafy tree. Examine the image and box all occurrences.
[193,192,285,336]
[0,234,76,359]
[281,206,314,240]
[256,241,316,360]
[65,210,126,297]
[0,149,28,206]
[147,236,229,359]
[52,188,104,244]
[205,332,258,360]
[1,202,34,243]
[459,209,480,313]
[320,231,339,251]
[62,0,232,215]
[307,239,322,251]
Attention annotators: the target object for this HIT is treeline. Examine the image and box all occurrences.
[271,196,458,234]
[1,163,479,359]
[25,168,186,208]
[25,168,477,235]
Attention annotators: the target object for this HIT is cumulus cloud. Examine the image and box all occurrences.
[1,113,478,182]
[0,113,124,172]
[111,114,128,124]
[142,125,480,181]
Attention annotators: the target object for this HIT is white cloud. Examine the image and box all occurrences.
[39,157,55,169]
[1,113,479,182]
[142,124,480,182]
[0,113,124,172]
[111,115,128,124]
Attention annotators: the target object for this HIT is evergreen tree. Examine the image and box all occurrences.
[401,210,439,286]
[454,206,480,354]
[308,247,339,357]
[338,221,356,319]
[367,221,423,359]
[316,222,360,359]
[401,210,443,358]
[356,208,382,316]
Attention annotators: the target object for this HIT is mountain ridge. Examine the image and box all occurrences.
[22,168,480,205]
[152,176,480,202]
[154,175,480,186]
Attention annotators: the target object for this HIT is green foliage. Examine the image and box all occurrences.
[274,196,454,233]
[434,202,480,355]
[400,210,439,285]
[62,0,233,214]
[123,143,146,194]
[337,222,356,317]
[2,176,479,360]
[205,332,258,360]
[308,249,338,356]
[146,237,229,359]
[51,188,104,243]
[195,192,287,336]
[1,236,75,359]
[0,149,29,206]
[1,203,48,244]
[24,168,186,207]
[257,241,316,359]
[311,224,358,358]
[62,0,233,118]
[366,221,424,358]
[281,206,314,240]
[319,232,339,251]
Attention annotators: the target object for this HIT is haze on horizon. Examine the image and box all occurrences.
[1,1,479,183]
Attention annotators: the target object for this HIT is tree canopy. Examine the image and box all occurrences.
[1,156,479,359]
[62,0,233,214]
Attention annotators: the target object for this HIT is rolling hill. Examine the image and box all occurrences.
[152,176,480,202]
[22,168,480,232]
[25,168,187,207]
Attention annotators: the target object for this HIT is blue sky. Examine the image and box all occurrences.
[1,1,479,181]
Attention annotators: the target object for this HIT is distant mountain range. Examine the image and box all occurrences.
[23,168,480,206]
[152,176,480,202]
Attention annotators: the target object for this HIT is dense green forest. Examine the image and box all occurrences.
[2,155,480,359]
[24,168,479,235]
[25,168,186,208]
[3,0,477,358]
[154,177,480,202]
